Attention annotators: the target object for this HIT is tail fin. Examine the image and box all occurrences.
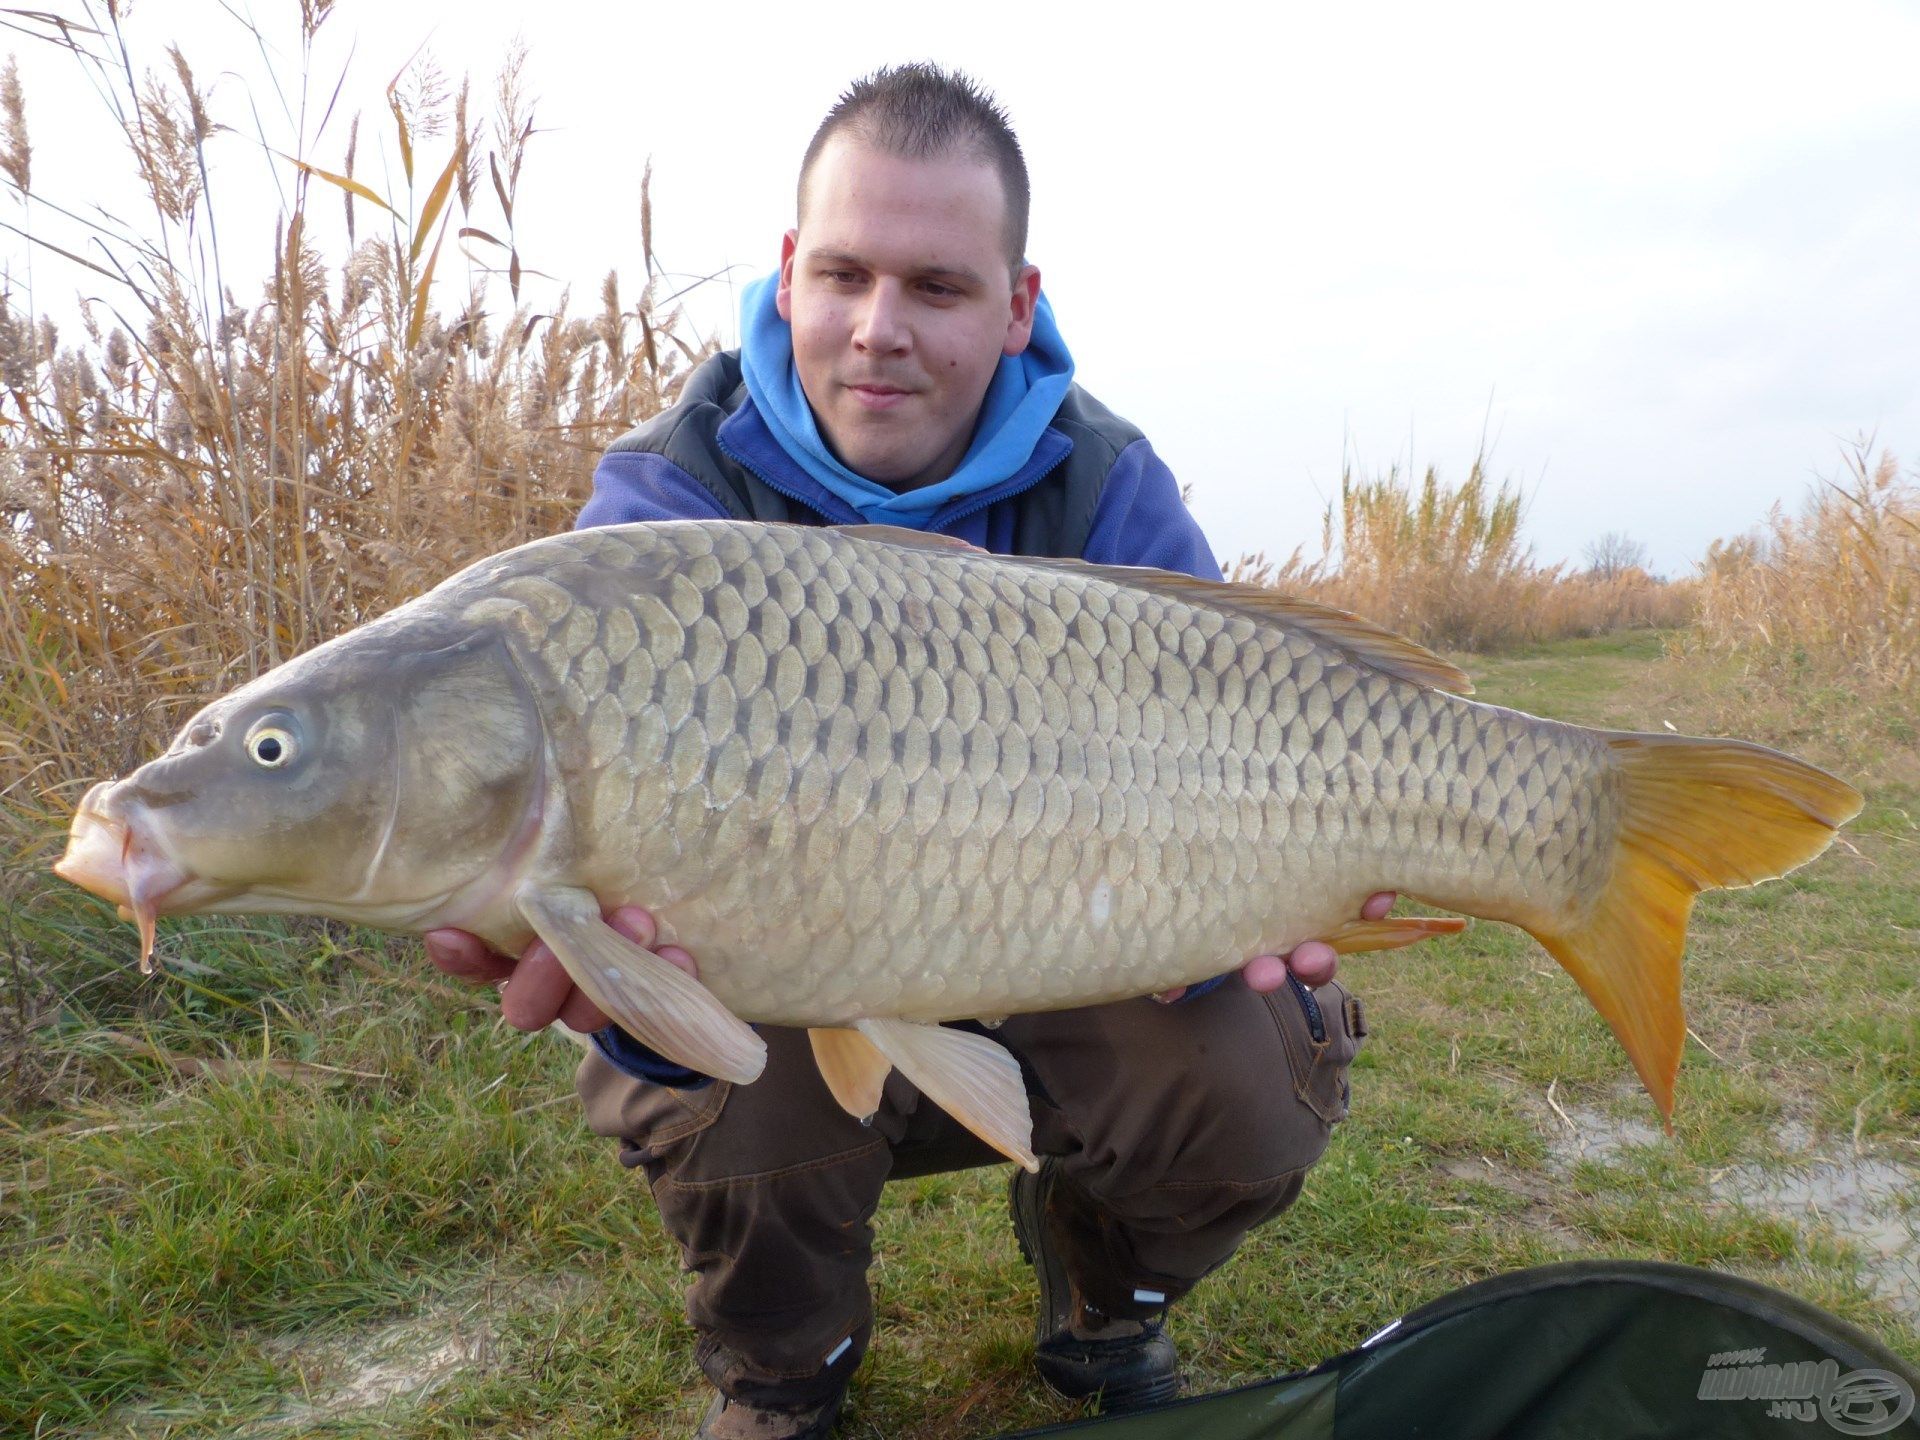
[1525,734,1862,1126]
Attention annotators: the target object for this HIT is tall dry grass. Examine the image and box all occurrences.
[1690,443,1918,700]
[0,9,1899,833]
[0,8,707,824]
[1228,459,1695,651]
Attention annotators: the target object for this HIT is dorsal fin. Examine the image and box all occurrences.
[835,526,1473,695]
[840,523,982,553]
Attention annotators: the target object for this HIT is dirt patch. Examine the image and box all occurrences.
[1543,1101,1665,1167]
[281,1316,495,1416]
[1434,1153,1584,1251]
[1543,1102,1918,1319]
[1718,1149,1919,1319]
[83,1300,503,1439]
[242,1305,498,1431]
[234,1271,591,1431]
[1437,1154,1558,1204]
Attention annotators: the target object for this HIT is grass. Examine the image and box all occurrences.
[2,632,1914,1437]
[0,10,1914,1436]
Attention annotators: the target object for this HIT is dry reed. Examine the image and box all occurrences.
[1689,442,1917,699]
[0,8,707,825]
[1228,459,1695,652]
[0,11,1897,839]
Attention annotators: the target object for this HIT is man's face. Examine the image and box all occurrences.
[777,135,1042,491]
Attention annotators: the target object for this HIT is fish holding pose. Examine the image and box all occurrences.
[56,521,1862,1167]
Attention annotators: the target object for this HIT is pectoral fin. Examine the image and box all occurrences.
[516,885,766,1084]
[1319,914,1469,955]
[854,1018,1037,1172]
[809,1027,892,1120]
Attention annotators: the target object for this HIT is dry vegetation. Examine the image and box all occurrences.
[0,5,707,826]
[1690,442,1918,701]
[1226,459,1696,651]
[0,8,1910,836]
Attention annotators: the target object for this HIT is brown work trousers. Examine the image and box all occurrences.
[574,976,1366,1409]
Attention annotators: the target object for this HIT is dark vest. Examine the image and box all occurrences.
[604,351,1146,559]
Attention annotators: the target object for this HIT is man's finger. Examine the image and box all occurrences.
[500,942,572,1032]
[1241,953,1292,993]
[604,904,659,950]
[1361,890,1396,921]
[424,928,514,984]
[558,989,612,1034]
[1285,940,1338,988]
[654,944,699,980]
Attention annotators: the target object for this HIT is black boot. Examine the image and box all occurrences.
[1009,1160,1182,1411]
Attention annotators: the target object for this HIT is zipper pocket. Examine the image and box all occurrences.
[1288,974,1327,1044]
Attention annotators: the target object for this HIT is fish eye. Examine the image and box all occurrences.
[246,722,298,769]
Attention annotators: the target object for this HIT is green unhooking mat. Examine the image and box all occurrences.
[1003,1261,1918,1439]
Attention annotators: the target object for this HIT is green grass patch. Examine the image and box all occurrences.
[4,635,1915,1434]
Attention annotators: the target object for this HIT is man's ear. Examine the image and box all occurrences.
[1004,263,1042,356]
[775,230,799,322]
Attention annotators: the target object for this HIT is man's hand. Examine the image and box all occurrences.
[423,905,698,1034]
[1153,890,1399,1003]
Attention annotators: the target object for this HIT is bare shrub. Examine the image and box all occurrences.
[1584,531,1648,581]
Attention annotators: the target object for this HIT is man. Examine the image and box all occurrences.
[427,64,1397,1440]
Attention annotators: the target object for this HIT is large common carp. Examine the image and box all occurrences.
[55,521,1862,1167]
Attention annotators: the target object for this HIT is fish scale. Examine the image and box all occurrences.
[476,523,1602,1024]
[57,519,1863,1166]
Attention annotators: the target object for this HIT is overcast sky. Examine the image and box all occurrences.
[6,0,1917,575]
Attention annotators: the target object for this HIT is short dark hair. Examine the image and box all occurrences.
[797,63,1030,277]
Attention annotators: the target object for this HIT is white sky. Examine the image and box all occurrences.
[6,0,1917,575]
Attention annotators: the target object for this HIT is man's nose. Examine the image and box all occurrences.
[851,281,910,354]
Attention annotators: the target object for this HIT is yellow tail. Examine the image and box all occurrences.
[1525,733,1862,1126]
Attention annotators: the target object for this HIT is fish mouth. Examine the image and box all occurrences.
[53,781,192,975]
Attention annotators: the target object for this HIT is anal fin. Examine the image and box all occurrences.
[809,1027,892,1121]
[854,1018,1038,1172]
[1320,914,1469,955]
